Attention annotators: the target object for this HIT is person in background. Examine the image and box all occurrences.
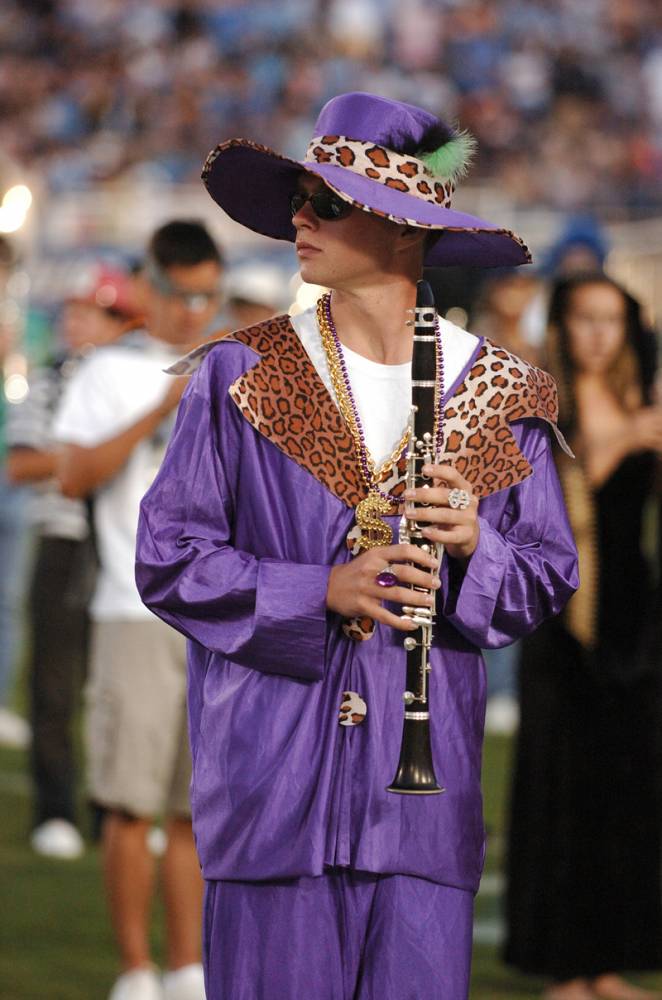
[470,269,543,366]
[541,217,609,281]
[505,274,662,1000]
[520,214,610,354]
[225,262,288,328]
[470,267,543,734]
[473,222,610,734]
[53,221,224,1000]
[0,235,32,749]
[6,264,139,859]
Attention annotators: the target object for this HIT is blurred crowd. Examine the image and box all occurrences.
[1,0,662,215]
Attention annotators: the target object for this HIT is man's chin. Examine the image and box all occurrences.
[299,261,326,285]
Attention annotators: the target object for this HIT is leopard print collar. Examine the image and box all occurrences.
[170,315,570,506]
[442,341,572,495]
[230,315,364,506]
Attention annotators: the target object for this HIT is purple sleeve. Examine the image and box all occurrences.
[439,420,578,649]
[135,372,330,682]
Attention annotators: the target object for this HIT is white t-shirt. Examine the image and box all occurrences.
[53,333,182,621]
[290,306,479,467]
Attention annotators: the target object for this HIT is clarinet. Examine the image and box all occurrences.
[386,279,444,796]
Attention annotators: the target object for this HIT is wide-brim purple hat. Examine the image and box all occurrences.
[202,92,531,268]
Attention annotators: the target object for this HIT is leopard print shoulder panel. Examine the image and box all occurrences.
[441,338,572,498]
[168,324,569,506]
[166,316,363,506]
[229,316,364,506]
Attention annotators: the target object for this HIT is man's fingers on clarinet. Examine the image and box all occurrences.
[421,525,473,544]
[404,485,477,510]
[371,605,418,632]
[390,563,440,590]
[371,585,435,610]
[405,504,473,526]
[421,461,470,485]
[380,543,439,570]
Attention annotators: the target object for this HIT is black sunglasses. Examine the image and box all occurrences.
[289,189,353,221]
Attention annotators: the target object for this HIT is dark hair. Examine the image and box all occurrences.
[546,271,657,436]
[149,220,224,270]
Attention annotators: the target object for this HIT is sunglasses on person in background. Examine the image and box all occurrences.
[145,259,222,312]
[289,189,353,221]
[166,288,220,312]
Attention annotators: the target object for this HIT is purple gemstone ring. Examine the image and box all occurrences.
[376,565,398,588]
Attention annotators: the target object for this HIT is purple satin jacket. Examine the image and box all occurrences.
[136,321,578,893]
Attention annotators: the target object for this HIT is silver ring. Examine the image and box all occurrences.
[448,488,471,510]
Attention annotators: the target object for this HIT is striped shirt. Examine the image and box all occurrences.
[6,358,89,540]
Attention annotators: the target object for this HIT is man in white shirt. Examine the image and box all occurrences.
[54,220,225,1000]
[7,264,139,861]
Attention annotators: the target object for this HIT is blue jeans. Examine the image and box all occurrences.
[0,469,32,705]
[484,641,520,699]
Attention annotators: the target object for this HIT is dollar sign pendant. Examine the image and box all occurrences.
[354,489,393,551]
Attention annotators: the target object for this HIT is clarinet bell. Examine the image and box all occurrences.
[386,718,444,795]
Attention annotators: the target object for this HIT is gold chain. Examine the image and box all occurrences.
[317,292,444,554]
[317,294,409,489]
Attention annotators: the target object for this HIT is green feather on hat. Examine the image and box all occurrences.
[418,132,477,183]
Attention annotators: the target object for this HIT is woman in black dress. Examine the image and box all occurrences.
[505,273,662,1000]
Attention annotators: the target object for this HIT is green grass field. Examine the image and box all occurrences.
[1,735,661,999]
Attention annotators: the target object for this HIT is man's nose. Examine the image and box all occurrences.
[292,198,319,230]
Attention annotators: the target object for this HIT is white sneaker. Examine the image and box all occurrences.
[109,967,164,1000]
[163,964,206,1000]
[484,694,520,735]
[147,825,167,857]
[30,819,84,860]
[0,707,31,749]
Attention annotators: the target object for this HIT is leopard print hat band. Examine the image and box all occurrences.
[304,136,455,210]
[202,91,532,268]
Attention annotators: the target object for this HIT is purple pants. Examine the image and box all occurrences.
[203,868,474,999]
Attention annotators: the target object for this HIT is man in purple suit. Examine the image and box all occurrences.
[136,92,578,999]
